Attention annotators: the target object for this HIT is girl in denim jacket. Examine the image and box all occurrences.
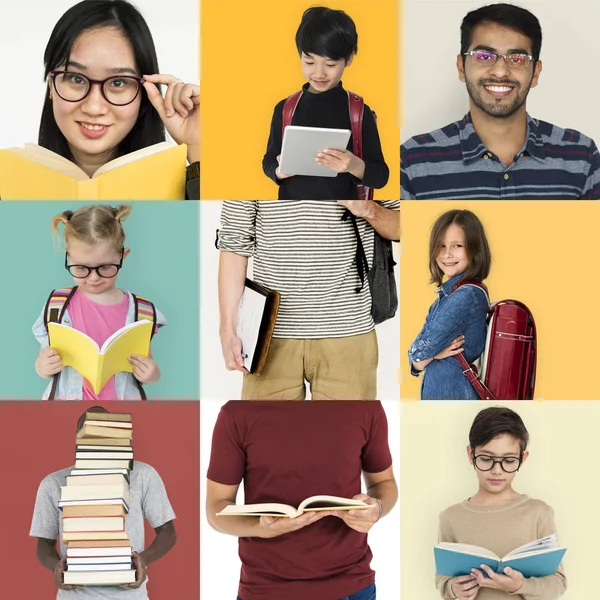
[409,210,490,400]
[32,204,165,400]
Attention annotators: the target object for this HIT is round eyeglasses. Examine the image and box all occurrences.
[464,50,534,69]
[65,248,124,279]
[50,71,144,106]
[473,454,522,473]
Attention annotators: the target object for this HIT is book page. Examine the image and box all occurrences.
[506,534,559,559]
[236,286,268,372]
[17,143,88,179]
[298,495,370,513]
[436,542,500,561]
[95,141,175,176]
[217,502,298,518]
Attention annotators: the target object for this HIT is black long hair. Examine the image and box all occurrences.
[39,0,165,161]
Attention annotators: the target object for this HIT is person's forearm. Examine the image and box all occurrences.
[140,524,176,567]
[349,157,366,180]
[364,204,400,241]
[187,144,200,164]
[412,357,434,371]
[37,541,60,572]
[218,251,249,338]
[366,479,398,518]
[208,500,265,538]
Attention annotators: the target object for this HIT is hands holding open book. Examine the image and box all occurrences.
[142,74,200,164]
[451,566,525,599]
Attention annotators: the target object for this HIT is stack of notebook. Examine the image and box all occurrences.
[60,411,136,586]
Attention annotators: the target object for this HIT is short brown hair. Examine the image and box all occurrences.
[429,209,491,286]
[469,406,529,453]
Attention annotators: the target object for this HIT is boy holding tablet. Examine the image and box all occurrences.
[436,407,566,599]
[262,6,389,199]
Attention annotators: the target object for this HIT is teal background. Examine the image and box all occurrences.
[0,202,199,400]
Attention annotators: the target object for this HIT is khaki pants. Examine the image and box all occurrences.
[241,331,378,400]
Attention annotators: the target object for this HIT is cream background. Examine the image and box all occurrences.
[401,400,599,598]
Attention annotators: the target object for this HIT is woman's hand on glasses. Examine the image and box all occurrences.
[142,74,200,163]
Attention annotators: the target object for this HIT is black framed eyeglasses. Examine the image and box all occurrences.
[49,70,145,106]
[65,248,125,278]
[473,453,523,473]
[464,50,534,69]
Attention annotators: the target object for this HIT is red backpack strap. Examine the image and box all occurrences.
[347,91,364,159]
[282,91,303,139]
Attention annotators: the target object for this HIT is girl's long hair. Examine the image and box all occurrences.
[39,0,165,161]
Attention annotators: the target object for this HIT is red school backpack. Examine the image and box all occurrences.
[452,280,537,400]
[282,90,374,200]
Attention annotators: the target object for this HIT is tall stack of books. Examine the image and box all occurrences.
[60,411,136,586]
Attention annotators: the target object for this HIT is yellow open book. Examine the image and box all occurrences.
[0,142,186,200]
[216,495,371,519]
[48,320,152,393]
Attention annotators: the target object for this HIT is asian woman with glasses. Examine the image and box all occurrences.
[32,204,166,400]
[39,0,199,198]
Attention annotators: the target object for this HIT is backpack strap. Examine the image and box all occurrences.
[282,90,303,139]
[43,286,77,401]
[451,279,495,400]
[131,294,158,401]
[347,90,375,202]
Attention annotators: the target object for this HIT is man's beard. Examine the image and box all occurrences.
[465,76,533,118]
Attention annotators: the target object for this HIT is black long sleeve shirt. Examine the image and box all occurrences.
[262,82,389,200]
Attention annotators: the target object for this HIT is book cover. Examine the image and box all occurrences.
[49,320,152,394]
[0,142,186,200]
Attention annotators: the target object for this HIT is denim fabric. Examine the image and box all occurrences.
[236,582,376,600]
[32,288,166,400]
[409,273,488,400]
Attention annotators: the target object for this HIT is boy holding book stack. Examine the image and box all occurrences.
[30,407,177,598]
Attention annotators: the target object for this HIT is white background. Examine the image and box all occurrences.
[200,201,401,403]
[200,399,401,600]
[0,0,199,148]
[402,0,600,143]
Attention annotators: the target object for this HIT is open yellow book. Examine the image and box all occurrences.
[216,495,371,518]
[48,320,152,393]
[0,141,186,200]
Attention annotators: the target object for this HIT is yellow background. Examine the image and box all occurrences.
[201,0,399,200]
[401,401,599,599]
[400,201,599,400]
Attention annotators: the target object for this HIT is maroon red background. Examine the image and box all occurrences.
[0,401,199,600]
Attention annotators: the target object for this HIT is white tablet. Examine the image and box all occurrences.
[279,125,351,178]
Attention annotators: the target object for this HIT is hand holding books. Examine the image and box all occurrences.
[120,551,147,590]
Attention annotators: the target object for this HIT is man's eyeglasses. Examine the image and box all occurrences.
[50,71,145,106]
[464,50,534,69]
[473,453,523,473]
[65,248,125,278]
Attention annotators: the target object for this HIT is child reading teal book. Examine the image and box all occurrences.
[435,407,566,599]
[32,204,166,400]
[262,6,389,200]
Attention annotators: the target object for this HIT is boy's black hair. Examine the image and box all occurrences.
[295,6,358,62]
[460,3,542,61]
[77,405,109,432]
[469,407,529,453]
[40,0,165,161]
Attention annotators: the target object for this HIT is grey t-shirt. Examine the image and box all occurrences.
[30,461,176,600]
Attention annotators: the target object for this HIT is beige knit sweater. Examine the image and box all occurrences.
[435,495,566,600]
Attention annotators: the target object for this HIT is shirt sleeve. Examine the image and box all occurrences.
[141,466,177,529]
[216,200,258,257]
[400,143,416,200]
[361,402,393,473]
[262,100,285,185]
[360,104,389,190]
[581,139,600,199]
[30,476,60,540]
[435,511,458,599]
[206,403,246,486]
[408,286,488,364]
[32,304,49,348]
[154,305,167,334]
[511,507,567,600]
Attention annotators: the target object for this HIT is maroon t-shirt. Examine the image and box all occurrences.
[207,401,393,600]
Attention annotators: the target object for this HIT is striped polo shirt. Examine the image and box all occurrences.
[217,200,400,339]
[401,113,600,199]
